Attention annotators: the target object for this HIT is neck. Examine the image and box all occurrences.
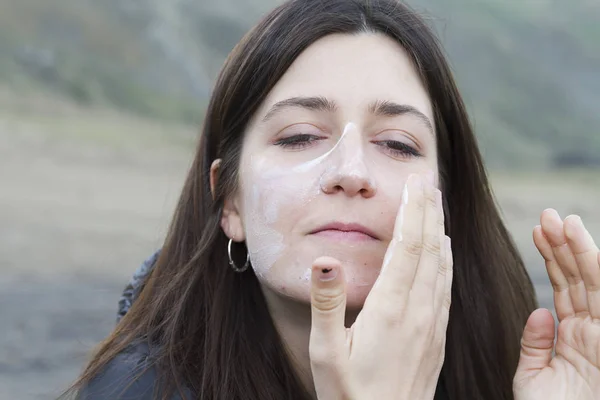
[261,286,359,398]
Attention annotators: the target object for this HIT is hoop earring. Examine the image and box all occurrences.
[228,238,250,273]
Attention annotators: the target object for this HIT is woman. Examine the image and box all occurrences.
[67,0,600,399]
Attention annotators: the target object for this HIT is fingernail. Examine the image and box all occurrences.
[402,181,409,205]
[317,267,338,282]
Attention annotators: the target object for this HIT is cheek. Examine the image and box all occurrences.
[372,165,438,234]
[240,162,322,277]
[245,168,319,225]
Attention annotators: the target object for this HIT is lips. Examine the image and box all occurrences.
[309,222,379,240]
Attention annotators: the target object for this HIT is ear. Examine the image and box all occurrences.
[210,159,222,201]
[210,159,246,242]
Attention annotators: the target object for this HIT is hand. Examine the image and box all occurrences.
[308,173,453,400]
[513,209,600,399]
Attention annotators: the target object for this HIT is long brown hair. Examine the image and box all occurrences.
[68,0,537,399]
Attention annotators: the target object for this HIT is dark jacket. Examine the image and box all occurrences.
[80,251,449,399]
[77,340,192,400]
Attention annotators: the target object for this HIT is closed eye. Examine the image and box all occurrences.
[373,140,422,159]
[273,134,325,150]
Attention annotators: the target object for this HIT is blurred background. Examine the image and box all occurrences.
[0,0,598,398]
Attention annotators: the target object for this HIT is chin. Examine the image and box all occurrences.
[261,252,383,309]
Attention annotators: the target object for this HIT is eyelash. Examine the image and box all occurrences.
[274,134,422,158]
[373,140,422,158]
[273,134,324,150]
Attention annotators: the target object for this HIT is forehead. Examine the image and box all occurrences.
[255,32,434,124]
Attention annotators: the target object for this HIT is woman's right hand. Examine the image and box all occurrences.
[309,173,453,400]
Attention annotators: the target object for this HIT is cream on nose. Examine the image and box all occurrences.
[318,122,376,197]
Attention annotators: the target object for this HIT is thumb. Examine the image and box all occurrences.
[310,256,347,350]
[514,308,556,388]
[309,257,347,399]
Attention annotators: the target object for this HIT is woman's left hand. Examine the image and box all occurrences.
[513,209,600,400]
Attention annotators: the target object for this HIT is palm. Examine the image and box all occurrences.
[513,210,600,400]
[520,316,600,398]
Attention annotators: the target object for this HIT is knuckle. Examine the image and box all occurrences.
[438,212,445,227]
[426,189,437,209]
[403,237,424,256]
[415,190,427,211]
[443,294,452,311]
[437,259,447,275]
[423,233,441,255]
[312,288,345,312]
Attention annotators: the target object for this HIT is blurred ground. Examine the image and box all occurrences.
[0,96,599,400]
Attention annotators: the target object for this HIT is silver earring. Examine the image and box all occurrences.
[228,238,250,273]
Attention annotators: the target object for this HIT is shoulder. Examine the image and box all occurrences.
[77,342,190,400]
[117,250,161,323]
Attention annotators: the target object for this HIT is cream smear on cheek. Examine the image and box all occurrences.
[243,122,377,283]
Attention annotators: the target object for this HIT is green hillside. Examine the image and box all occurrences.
[0,0,598,168]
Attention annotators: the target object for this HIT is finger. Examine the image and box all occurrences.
[533,224,575,320]
[513,309,556,390]
[564,215,600,320]
[443,236,453,314]
[309,256,347,399]
[435,236,453,343]
[433,227,447,314]
[372,173,426,302]
[411,181,444,306]
[541,209,588,315]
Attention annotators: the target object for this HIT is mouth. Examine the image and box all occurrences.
[309,222,379,242]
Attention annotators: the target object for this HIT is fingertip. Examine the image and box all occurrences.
[518,309,555,375]
[539,210,566,246]
[533,225,547,246]
[525,308,555,335]
[540,209,561,231]
[533,224,544,241]
[563,214,583,239]
[310,259,346,318]
[541,208,560,221]
[311,257,342,283]
[529,307,554,320]
[564,214,582,223]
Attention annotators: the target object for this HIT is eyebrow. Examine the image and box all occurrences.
[261,96,434,135]
[368,99,434,135]
[262,96,336,122]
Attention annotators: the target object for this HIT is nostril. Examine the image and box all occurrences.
[330,184,343,194]
[360,184,377,198]
[319,169,376,197]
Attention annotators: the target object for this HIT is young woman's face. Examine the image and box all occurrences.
[222,33,438,309]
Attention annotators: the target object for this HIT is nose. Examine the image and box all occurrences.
[320,168,377,198]
[319,127,376,198]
